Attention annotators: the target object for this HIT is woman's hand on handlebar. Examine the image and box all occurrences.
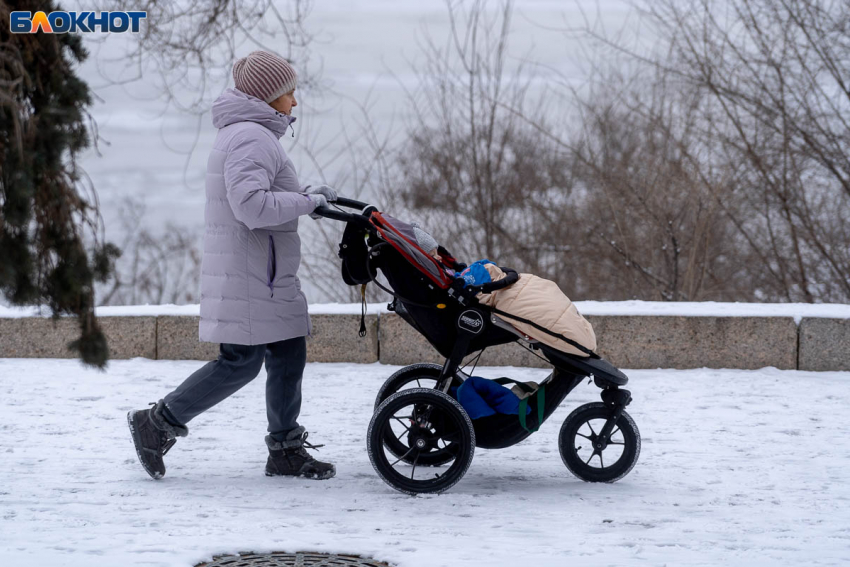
[306,184,337,202]
[306,185,337,219]
[308,193,328,219]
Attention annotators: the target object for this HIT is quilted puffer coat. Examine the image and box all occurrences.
[199,87,318,345]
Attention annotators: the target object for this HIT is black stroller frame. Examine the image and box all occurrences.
[317,198,641,495]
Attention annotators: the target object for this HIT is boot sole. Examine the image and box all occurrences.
[127,411,164,480]
[265,468,336,480]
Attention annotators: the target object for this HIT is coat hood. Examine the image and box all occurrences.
[211,87,296,139]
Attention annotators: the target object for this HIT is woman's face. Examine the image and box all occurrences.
[269,89,297,115]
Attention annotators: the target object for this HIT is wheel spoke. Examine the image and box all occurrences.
[393,427,408,444]
[576,432,592,441]
[437,439,455,454]
[598,452,604,468]
[587,422,597,436]
[391,416,411,432]
[610,427,620,437]
[416,379,421,388]
[585,450,596,465]
[389,447,414,467]
[608,441,624,445]
[441,429,462,444]
[410,452,420,479]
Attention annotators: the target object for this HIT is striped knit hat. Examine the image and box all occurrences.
[232,51,298,104]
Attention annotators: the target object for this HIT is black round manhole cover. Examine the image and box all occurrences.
[197,552,391,567]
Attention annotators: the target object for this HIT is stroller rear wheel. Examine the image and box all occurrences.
[374,363,462,410]
[559,402,640,483]
[368,388,475,495]
[374,364,464,467]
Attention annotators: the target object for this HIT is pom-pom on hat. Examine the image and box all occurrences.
[232,50,297,104]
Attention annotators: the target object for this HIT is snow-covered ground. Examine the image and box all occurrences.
[1,359,849,567]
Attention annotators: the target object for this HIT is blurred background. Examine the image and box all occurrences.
[6,0,850,309]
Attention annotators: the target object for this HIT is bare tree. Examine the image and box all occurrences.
[297,88,400,303]
[562,0,850,302]
[564,69,748,301]
[98,197,201,305]
[391,0,732,302]
[84,0,321,184]
[90,0,319,109]
[394,0,578,277]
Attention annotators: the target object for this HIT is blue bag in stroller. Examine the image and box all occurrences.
[455,376,531,420]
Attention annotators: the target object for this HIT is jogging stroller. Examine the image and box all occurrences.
[316,198,641,495]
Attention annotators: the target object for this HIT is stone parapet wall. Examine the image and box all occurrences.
[0,311,846,371]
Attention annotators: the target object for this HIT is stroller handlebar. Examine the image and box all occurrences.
[311,195,375,227]
[332,196,370,210]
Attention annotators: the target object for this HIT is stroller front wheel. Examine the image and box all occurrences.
[368,388,475,495]
[559,402,640,483]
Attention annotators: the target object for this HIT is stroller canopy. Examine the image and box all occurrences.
[353,212,453,289]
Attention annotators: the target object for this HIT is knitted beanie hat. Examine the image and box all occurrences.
[232,50,298,104]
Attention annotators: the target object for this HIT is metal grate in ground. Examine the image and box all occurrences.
[198,552,390,567]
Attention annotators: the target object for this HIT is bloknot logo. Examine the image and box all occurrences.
[10,11,147,33]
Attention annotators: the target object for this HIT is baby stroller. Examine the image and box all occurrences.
[316,198,640,495]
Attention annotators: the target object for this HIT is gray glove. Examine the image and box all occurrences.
[306,184,337,203]
[308,193,328,220]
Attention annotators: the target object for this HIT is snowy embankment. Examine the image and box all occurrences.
[2,300,850,323]
[1,359,848,566]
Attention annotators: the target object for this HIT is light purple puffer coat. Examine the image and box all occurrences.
[199,87,318,345]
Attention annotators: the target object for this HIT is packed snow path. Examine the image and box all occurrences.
[1,359,848,567]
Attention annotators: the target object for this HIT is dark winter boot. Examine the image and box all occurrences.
[265,426,336,480]
[127,400,188,480]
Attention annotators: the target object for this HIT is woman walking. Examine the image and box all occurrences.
[128,51,336,481]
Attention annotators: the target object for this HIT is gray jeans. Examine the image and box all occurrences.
[163,336,307,439]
